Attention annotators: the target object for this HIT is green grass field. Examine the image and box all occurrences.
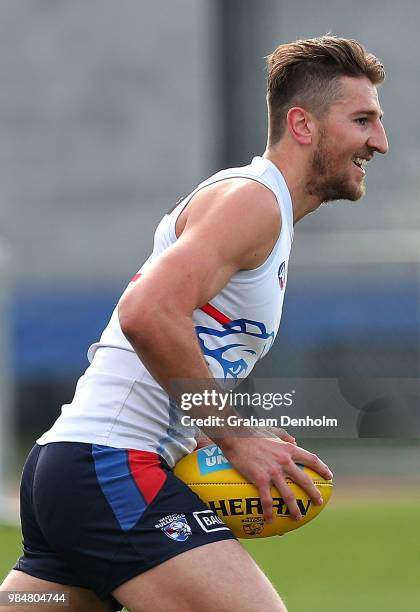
[1,497,419,611]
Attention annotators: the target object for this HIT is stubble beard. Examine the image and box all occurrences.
[308,136,366,204]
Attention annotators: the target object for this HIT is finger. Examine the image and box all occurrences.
[256,480,274,524]
[286,462,323,506]
[294,448,333,480]
[272,474,302,521]
[277,429,297,444]
[263,427,297,445]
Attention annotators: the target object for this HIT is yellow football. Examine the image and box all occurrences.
[173,444,333,539]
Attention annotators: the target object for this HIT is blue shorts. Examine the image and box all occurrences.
[15,443,235,611]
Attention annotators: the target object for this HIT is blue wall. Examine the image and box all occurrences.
[11,278,418,380]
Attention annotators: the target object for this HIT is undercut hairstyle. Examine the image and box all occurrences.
[266,35,385,145]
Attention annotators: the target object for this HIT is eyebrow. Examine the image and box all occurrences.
[352,109,384,120]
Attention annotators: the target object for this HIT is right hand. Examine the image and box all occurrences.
[217,436,333,523]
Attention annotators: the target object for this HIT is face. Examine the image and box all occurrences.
[307,76,388,203]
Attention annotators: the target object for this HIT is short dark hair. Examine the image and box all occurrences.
[266,35,385,145]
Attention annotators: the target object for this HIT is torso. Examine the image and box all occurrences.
[36,156,294,467]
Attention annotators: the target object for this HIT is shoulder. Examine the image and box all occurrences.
[183,177,281,234]
[204,176,278,210]
[178,177,281,270]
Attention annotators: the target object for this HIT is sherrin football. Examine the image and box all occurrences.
[174,444,333,539]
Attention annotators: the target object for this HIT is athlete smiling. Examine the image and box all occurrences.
[1,35,388,612]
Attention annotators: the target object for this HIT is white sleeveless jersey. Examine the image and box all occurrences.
[37,156,294,467]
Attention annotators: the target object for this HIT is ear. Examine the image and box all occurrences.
[286,107,316,145]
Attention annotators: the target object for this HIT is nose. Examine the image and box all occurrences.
[368,120,389,155]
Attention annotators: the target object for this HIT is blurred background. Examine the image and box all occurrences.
[0,1,419,609]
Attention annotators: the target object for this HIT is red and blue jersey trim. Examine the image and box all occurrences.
[199,303,231,326]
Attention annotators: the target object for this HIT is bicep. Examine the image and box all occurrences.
[120,227,238,320]
[119,181,280,321]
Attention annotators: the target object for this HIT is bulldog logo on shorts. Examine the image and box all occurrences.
[155,513,192,542]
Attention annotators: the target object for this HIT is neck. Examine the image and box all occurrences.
[263,145,323,224]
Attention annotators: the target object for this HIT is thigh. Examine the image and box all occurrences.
[113,539,287,612]
[0,571,113,612]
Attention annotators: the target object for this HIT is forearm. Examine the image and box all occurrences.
[122,311,209,391]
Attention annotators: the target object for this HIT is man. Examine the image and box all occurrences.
[1,35,388,612]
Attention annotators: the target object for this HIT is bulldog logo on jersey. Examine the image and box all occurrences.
[155,514,192,542]
[195,318,275,382]
[278,261,287,290]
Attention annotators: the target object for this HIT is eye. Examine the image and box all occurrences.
[355,117,368,126]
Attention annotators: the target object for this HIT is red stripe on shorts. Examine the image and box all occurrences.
[127,449,167,504]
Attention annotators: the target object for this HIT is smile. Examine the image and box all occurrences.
[352,159,366,176]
